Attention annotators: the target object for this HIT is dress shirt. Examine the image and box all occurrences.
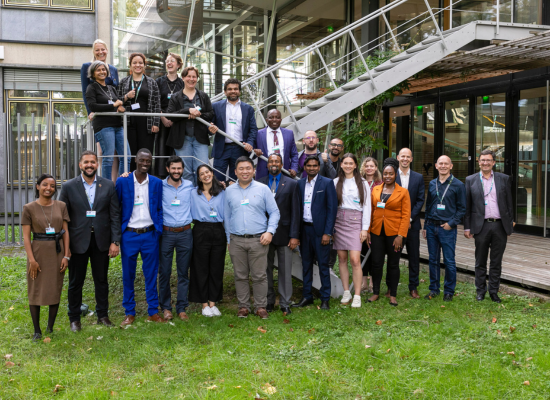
[224,180,280,242]
[81,174,97,208]
[303,175,318,223]
[424,174,466,229]
[333,177,371,231]
[267,128,285,159]
[225,100,243,143]
[268,173,282,195]
[190,189,225,223]
[128,172,154,228]
[481,171,501,220]
[399,168,410,190]
[162,178,194,227]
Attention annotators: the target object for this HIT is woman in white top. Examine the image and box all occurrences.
[333,153,371,308]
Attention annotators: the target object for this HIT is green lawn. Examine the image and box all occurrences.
[1,253,549,399]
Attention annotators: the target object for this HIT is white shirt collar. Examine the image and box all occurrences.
[133,171,149,185]
[227,99,241,107]
[307,174,318,185]
[399,168,410,176]
[81,174,97,185]
[268,127,281,134]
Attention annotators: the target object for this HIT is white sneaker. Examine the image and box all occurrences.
[210,306,222,316]
[341,290,352,304]
[202,306,214,317]
[351,295,361,308]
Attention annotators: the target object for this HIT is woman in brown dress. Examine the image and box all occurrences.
[22,174,70,341]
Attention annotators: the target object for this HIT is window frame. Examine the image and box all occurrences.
[2,0,94,12]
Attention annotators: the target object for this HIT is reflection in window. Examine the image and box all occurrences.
[444,99,470,182]
[413,104,435,211]
[8,90,48,98]
[452,0,512,27]
[4,0,92,9]
[476,93,505,174]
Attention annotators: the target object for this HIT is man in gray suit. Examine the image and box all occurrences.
[258,154,301,314]
[464,149,514,303]
[59,150,121,331]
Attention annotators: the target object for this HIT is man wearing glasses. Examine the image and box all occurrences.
[321,137,344,175]
[297,131,337,179]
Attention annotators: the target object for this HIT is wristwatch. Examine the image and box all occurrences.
[113,241,120,247]
[64,256,71,261]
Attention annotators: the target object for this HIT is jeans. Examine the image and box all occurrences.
[94,126,131,180]
[175,136,210,186]
[425,221,457,295]
[212,144,247,183]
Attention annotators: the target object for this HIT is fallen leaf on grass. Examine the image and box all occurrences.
[492,317,497,323]
[110,391,117,396]
[526,357,533,361]
[420,279,425,283]
[87,348,92,351]
[228,324,234,328]
[4,354,13,360]
[288,328,294,332]
[365,345,371,349]
[257,326,267,334]
[8,306,14,310]
[169,322,175,326]
[96,336,103,341]
[413,389,424,395]
[165,377,175,382]
[252,370,261,374]
[43,337,51,343]
[87,336,93,341]
[532,324,537,329]
[262,383,277,394]
[507,351,515,356]
[510,326,516,333]
[386,349,391,353]
[367,367,374,372]
[234,386,241,388]
[5,361,15,368]
[53,385,64,393]
[497,330,502,335]
[283,312,287,316]
[308,328,315,334]
[283,319,290,324]
[317,305,320,310]
[441,305,445,308]
[375,320,382,326]
[523,381,530,386]
[529,303,533,307]
[205,385,218,390]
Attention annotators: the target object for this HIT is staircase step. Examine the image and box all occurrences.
[307,102,329,110]
[375,61,401,72]
[358,71,383,81]
[406,43,434,53]
[281,121,294,128]
[325,91,347,100]
[391,52,415,62]
[293,110,314,119]
[342,81,365,90]
[422,35,442,45]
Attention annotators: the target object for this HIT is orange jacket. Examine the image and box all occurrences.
[369,183,411,237]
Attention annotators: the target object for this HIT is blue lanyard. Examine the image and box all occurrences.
[479,172,494,198]
[435,175,453,203]
[131,75,144,103]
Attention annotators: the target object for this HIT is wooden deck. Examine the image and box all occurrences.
[408,222,550,291]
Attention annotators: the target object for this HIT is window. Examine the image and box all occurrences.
[3,0,92,11]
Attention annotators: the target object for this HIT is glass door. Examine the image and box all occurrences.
[475,93,506,174]
[444,99,470,183]
[413,103,435,210]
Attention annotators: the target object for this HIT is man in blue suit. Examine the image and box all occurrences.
[253,109,298,179]
[116,148,165,327]
[209,78,257,183]
[393,147,425,298]
[293,155,338,310]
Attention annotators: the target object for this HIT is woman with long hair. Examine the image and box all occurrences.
[22,174,70,341]
[333,153,371,308]
[189,164,227,317]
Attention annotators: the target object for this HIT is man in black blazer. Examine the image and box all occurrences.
[59,150,121,331]
[394,147,425,298]
[464,149,514,303]
[258,154,300,314]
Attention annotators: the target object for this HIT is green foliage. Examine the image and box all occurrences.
[114,0,141,22]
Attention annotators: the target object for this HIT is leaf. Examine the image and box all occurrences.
[288,328,294,332]
[497,330,502,335]
[386,348,391,353]
[234,386,241,388]
[262,382,277,394]
[87,336,93,341]
[4,354,13,360]
[376,320,382,326]
[523,381,530,386]
[96,336,103,340]
[257,326,267,334]
[228,324,234,328]
[529,303,533,307]
[507,351,515,356]
[308,328,315,334]
[532,324,537,329]
[252,370,261,374]
[206,385,218,390]
[8,306,14,310]
[365,345,371,349]
[283,319,290,324]
[441,305,445,308]
[53,385,64,393]
[282,312,287,316]
[165,377,175,381]
[5,361,15,368]
[492,317,497,323]
[43,337,51,343]
[317,305,320,310]
[110,391,117,396]
[510,326,516,333]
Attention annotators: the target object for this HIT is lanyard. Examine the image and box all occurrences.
[238,182,252,200]
[435,175,454,203]
[166,77,179,95]
[39,201,54,228]
[83,180,95,208]
[131,75,144,103]
[479,172,494,198]
[95,82,113,102]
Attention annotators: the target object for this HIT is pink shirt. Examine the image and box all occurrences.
[482,171,501,220]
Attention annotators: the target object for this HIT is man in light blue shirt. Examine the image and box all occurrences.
[225,156,280,319]
[159,155,194,321]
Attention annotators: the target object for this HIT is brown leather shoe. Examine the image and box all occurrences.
[120,315,135,327]
[146,313,166,323]
[385,289,391,298]
[163,309,173,320]
[237,308,249,318]
[410,290,420,299]
[178,312,189,321]
[97,317,113,327]
[70,321,81,332]
[256,308,269,320]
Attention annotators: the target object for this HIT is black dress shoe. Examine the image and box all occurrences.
[320,301,330,310]
[70,321,82,332]
[280,307,291,314]
[489,293,502,303]
[424,291,439,300]
[443,294,453,302]
[97,317,113,327]
[32,333,42,342]
[476,292,486,301]
[266,304,275,313]
[292,298,314,308]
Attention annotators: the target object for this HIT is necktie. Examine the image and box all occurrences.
[271,178,277,194]
[273,131,280,154]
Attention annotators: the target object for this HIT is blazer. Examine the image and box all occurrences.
[296,149,337,179]
[258,174,300,246]
[211,100,258,159]
[165,89,215,148]
[369,183,411,237]
[115,174,163,235]
[396,169,425,230]
[58,175,121,254]
[118,75,161,135]
[255,127,299,180]
[464,171,514,235]
[81,62,119,114]
[297,175,338,237]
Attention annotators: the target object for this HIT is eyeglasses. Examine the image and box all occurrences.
[330,143,344,148]
[304,136,318,141]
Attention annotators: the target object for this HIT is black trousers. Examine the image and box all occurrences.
[371,227,403,297]
[188,221,227,303]
[154,124,173,178]
[128,117,155,172]
[67,233,109,322]
[406,228,420,291]
[474,220,508,295]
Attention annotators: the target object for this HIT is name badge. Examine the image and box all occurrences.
[272,146,280,152]
[195,106,202,111]
[241,199,249,205]
[484,201,488,206]
[229,121,237,124]
[437,204,446,210]
[134,199,144,206]
[171,199,181,206]
[353,197,360,204]
[210,211,217,218]
[108,100,114,105]
[131,103,140,110]
[377,202,385,209]
[304,200,311,204]
[46,227,55,235]
[86,211,96,218]
[167,94,171,99]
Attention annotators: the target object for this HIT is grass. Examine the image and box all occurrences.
[1,252,550,399]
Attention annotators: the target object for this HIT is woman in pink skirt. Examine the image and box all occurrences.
[333,153,371,308]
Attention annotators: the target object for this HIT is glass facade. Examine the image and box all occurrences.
[444,98,470,183]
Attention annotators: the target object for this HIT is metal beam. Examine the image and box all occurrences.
[277,0,307,17]
[217,6,254,36]
[202,9,263,24]
[182,0,197,63]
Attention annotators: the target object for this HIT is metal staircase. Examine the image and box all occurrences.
[210,0,550,141]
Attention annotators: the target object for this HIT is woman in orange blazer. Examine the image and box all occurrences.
[366,158,411,306]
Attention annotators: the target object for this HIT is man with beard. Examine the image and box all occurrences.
[321,137,344,175]
[258,153,300,314]
[296,130,337,179]
[158,155,194,321]
[59,150,121,332]
[209,78,257,183]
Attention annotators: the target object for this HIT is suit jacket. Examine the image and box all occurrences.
[258,174,300,246]
[396,169,425,230]
[464,171,514,235]
[59,175,121,254]
[115,173,163,234]
[369,184,411,237]
[255,127,299,180]
[297,175,338,237]
[296,149,337,179]
[211,100,257,159]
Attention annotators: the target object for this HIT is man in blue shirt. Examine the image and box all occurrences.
[224,156,280,319]
[422,155,466,302]
[159,155,194,321]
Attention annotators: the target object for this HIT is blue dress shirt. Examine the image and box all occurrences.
[81,174,97,208]
[224,180,280,242]
[162,178,194,227]
[267,173,282,194]
[190,189,225,223]
[424,174,466,228]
